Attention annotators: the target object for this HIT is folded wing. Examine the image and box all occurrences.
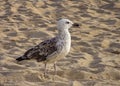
[16,38,57,62]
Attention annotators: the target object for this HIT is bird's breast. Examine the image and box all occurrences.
[58,38,71,55]
[46,37,71,63]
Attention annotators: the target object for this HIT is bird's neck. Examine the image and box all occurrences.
[57,29,71,40]
[57,29,71,54]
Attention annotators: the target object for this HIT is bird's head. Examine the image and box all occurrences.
[57,18,79,31]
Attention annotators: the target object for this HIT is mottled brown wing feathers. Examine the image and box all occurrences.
[23,38,57,62]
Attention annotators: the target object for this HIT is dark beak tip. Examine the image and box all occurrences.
[73,23,80,27]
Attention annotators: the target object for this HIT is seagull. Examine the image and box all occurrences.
[16,18,79,76]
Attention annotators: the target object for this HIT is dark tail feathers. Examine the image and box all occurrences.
[16,56,30,61]
[16,56,25,61]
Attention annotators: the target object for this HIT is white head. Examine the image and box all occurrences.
[57,19,79,31]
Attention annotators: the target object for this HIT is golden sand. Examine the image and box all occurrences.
[0,0,120,86]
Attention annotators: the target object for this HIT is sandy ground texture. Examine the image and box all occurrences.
[0,0,120,86]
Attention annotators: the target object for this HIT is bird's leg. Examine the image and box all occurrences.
[44,63,47,77]
[54,62,57,75]
[53,62,57,81]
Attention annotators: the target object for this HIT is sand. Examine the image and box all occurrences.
[0,0,120,86]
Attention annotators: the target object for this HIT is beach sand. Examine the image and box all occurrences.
[0,0,120,86]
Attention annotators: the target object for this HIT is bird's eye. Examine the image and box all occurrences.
[66,21,70,24]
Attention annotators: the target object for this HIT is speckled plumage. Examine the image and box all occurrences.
[22,37,58,62]
[16,18,79,76]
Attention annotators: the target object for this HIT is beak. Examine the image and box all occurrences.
[73,23,79,27]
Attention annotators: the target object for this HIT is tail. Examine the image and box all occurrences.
[16,56,27,61]
[16,56,24,61]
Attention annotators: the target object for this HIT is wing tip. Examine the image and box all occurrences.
[16,56,24,61]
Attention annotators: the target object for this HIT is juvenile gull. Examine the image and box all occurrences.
[16,18,79,76]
